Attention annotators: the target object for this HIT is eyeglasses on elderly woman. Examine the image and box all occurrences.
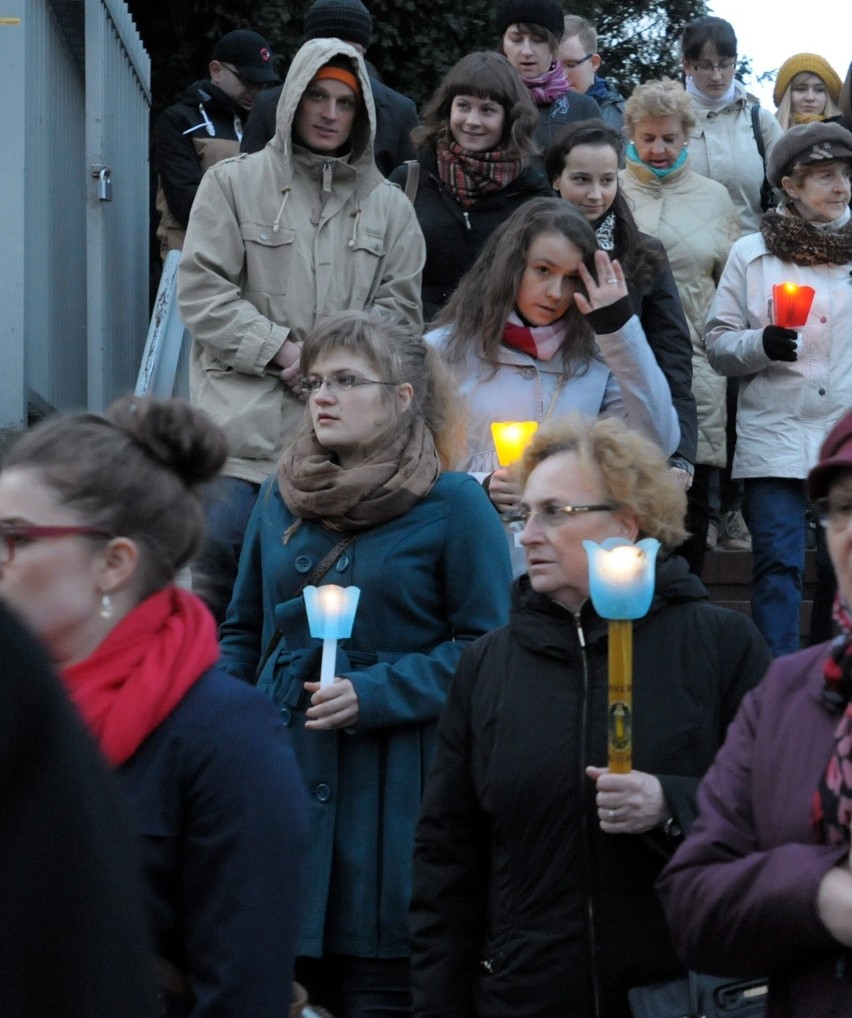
[0,524,113,566]
[505,502,614,529]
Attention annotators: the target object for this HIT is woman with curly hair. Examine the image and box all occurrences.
[411,413,770,1017]
[391,51,551,320]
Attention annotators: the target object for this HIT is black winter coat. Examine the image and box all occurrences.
[240,75,419,177]
[629,237,698,466]
[411,559,771,1018]
[389,151,552,321]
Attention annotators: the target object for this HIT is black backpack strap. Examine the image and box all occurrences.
[750,101,775,212]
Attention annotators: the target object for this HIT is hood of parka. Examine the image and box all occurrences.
[269,38,380,190]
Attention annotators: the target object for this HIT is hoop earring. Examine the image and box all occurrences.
[99,593,113,620]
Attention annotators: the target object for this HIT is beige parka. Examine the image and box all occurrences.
[178,39,425,483]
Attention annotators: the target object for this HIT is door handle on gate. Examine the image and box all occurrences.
[91,165,113,202]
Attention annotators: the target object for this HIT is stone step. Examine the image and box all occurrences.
[700,548,818,638]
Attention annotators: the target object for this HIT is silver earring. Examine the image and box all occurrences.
[99,593,113,620]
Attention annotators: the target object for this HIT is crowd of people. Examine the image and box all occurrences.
[2,0,852,1015]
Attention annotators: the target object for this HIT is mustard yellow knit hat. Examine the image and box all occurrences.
[773,53,842,107]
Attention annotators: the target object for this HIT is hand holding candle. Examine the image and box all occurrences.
[583,538,660,773]
[303,584,361,688]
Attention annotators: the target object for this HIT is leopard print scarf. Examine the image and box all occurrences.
[760,208,852,266]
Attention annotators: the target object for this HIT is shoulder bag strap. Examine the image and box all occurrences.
[253,533,356,684]
[404,159,420,202]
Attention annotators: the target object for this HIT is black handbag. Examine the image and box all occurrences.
[628,970,767,1018]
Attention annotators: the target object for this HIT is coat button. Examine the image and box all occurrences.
[336,555,349,571]
[279,707,292,725]
[819,388,826,395]
[295,556,312,573]
[314,783,332,803]
[820,316,827,324]
[522,367,535,379]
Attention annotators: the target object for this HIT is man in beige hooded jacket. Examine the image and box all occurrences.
[178,38,425,618]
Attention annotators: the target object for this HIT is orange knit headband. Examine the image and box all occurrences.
[312,65,361,97]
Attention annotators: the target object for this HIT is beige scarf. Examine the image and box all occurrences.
[277,415,441,534]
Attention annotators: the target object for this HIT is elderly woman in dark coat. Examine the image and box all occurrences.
[411,414,770,1018]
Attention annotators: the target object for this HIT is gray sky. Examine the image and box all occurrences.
[708,0,849,109]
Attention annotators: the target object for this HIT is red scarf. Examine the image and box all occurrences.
[812,595,852,844]
[502,313,569,362]
[61,586,219,766]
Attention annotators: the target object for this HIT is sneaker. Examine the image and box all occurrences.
[705,522,719,551]
[719,509,751,551]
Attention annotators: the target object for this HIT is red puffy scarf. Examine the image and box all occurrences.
[61,586,219,766]
[812,596,852,844]
[436,135,523,210]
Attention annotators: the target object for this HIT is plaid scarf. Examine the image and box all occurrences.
[436,136,523,210]
[812,596,852,844]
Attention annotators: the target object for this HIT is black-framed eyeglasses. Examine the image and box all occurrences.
[814,497,852,531]
[505,503,614,529]
[300,373,402,394]
[218,62,272,91]
[691,59,736,72]
[0,524,113,566]
[561,53,594,70]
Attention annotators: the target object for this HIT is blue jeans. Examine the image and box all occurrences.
[192,476,260,624]
[742,477,807,657]
[296,955,412,1018]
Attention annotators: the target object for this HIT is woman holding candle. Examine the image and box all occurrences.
[705,120,852,657]
[220,308,512,1017]
[410,413,770,1018]
[0,396,309,1017]
[496,0,601,153]
[388,51,551,321]
[774,53,843,131]
[658,411,852,1016]
[428,196,680,573]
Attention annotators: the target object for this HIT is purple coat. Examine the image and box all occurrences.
[657,643,852,1017]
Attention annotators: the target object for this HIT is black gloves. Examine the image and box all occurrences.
[762,326,798,362]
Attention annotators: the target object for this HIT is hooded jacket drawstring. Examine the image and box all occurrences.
[348,207,362,249]
[272,188,291,233]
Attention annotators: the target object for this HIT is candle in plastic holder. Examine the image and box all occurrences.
[771,282,815,328]
[583,538,660,773]
[303,584,361,687]
[490,421,539,467]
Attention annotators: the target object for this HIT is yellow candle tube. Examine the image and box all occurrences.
[608,618,633,773]
[490,421,539,467]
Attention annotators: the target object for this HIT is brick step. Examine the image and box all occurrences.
[700,548,817,637]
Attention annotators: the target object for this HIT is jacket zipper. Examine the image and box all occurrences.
[574,611,601,1018]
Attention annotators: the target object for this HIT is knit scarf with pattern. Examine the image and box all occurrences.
[436,135,523,209]
[761,207,852,266]
[812,596,852,844]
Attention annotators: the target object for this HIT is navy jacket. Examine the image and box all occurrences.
[119,666,308,1017]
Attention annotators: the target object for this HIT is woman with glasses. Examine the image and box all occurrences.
[428,196,680,573]
[0,396,308,1017]
[219,308,511,1017]
[659,411,852,1016]
[679,16,782,236]
[411,413,770,1017]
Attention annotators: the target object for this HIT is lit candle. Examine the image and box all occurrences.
[772,282,816,329]
[490,421,539,467]
[303,584,361,687]
[583,538,660,773]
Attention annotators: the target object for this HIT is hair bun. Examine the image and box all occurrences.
[106,396,228,487]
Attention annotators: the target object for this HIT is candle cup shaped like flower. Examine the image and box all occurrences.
[490,421,539,467]
[303,584,361,687]
[772,282,816,329]
[583,538,661,773]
